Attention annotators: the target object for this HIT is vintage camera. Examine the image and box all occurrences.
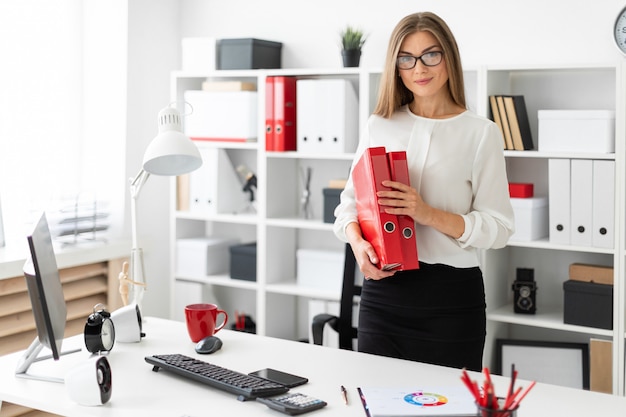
[512,268,537,314]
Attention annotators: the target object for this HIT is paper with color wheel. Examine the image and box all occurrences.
[358,386,477,417]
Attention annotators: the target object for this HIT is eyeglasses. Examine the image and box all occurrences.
[396,51,444,69]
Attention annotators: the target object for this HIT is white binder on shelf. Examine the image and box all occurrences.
[296,79,358,154]
[189,148,247,215]
[548,158,571,245]
[592,160,615,248]
[570,159,593,247]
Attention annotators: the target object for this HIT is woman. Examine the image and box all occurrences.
[333,11,514,371]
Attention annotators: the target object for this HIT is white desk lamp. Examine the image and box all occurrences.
[126,105,202,311]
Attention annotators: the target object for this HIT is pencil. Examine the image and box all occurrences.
[341,385,348,405]
[510,380,536,409]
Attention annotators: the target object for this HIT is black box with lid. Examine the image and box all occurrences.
[217,38,282,70]
[563,280,613,330]
[229,242,257,281]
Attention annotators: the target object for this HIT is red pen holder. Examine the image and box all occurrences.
[476,397,519,417]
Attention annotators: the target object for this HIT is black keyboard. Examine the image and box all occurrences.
[145,354,290,400]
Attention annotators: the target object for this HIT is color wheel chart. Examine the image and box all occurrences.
[403,391,449,406]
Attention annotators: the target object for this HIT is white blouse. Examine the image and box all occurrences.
[333,106,515,268]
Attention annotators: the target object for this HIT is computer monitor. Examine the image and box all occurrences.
[15,212,79,381]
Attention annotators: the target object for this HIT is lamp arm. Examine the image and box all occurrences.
[126,169,150,309]
[129,169,150,250]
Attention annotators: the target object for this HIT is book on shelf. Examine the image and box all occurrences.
[590,338,612,394]
[503,95,534,150]
[177,174,190,211]
[328,178,348,189]
[489,95,506,149]
[489,95,533,151]
[494,95,514,150]
[202,80,257,92]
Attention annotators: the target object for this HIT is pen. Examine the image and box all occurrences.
[341,385,348,405]
[357,387,371,417]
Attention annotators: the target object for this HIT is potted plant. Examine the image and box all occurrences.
[340,26,367,67]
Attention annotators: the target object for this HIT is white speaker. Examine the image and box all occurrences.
[111,303,145,343]
[65,356,112,406]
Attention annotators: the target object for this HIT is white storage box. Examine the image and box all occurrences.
[538,110,615,153]
[181,37,216,72]
[184,90,258,142]
[176,237,239,277]
[509,197,548,241]
[297,249,344,293]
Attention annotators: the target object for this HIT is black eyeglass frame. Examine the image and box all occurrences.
[396,51,444,69]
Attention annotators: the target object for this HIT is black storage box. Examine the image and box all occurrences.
[323,188,343,223]
[229,242,257,281]
[217,38,282,70]
[563,279,613,330]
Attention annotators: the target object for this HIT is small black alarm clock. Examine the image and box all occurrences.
[84,304,115,353]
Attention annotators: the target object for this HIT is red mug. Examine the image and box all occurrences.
[184,303,229,343]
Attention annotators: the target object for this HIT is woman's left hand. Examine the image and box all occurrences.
[377,180,430,225]
[378,179,465,239]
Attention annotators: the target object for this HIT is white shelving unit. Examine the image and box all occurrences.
[168,63,626,395]
[169,68,372,340]
[480,63,626,396]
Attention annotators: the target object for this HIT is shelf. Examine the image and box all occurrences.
[488,304,613,337]
[173,67,375,80]
[265,217,334,231]
[267,151,355,161]
[193,141,259,150]
[266,280,341,301]
[176,211,258,224]
[507,238,616,254]
[175,274,258,291]
[485,62,619,72]
[504,150,616,160]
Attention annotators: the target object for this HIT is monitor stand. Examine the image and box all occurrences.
[15,337,81,382]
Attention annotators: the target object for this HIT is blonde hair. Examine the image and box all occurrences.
[373,12,466,118]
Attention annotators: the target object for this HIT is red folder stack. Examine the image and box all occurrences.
[353,147,419,271]
[265,76,297,151]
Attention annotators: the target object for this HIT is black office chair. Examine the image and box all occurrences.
[311,243,362,350]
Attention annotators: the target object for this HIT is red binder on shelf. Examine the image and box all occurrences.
[353,147,419,271]
[387,151,419,270]
[265,76,275,151]
[272,76,297,151]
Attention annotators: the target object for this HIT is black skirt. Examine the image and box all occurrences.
[357,262,486,371]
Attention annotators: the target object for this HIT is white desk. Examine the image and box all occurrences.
[1,317,625,417]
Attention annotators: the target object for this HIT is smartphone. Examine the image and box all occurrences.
[248,368,308,388]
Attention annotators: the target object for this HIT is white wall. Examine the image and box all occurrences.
[126,0,181,318]
[82,1,127,241]
[131,0,626,319]
[179,0,626,68]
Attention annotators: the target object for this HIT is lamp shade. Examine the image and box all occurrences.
[142,107,202,176]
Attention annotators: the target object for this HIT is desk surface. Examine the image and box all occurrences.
[1,317,624,417]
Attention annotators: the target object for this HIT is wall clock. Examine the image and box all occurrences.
[614,6,626,55]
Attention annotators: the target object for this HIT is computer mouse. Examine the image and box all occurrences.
[195,335,223,354]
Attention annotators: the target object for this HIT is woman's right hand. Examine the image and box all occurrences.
[346,223,396,281]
